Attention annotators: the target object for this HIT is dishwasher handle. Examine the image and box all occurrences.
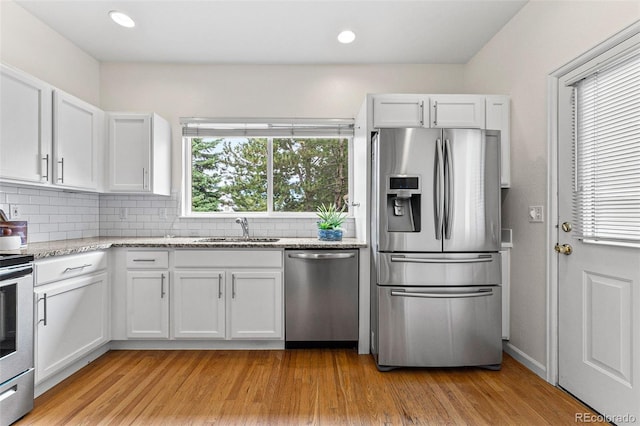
[288,252,356,260]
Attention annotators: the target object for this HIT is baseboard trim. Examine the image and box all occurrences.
[503,341,547,380]
[109,340,285,350]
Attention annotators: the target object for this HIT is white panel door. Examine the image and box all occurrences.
[372,95,428,128]
[0,65,52,183]
[108,114,151,192]
[430,95,485,128]
[34,273,109,383]
[172,270,226,339]
[126,271,169,338]
[53,91,101,190]
[229,271,282,339]
[557,69,639,420]
[485,95,511,187]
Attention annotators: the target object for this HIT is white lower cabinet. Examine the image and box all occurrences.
[34,272,109,384]
[172,250,284,341]
[126,271,169,338]
[229,271,283,339]
[172,270,226,339]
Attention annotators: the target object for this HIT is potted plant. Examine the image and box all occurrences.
[316,203,346,241]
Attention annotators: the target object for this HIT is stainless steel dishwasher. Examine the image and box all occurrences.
[285,250,358,348]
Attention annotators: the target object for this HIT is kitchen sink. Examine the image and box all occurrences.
[196,237,280,243]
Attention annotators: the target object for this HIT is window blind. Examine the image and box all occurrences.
[181,118,354,137]
[572,50,640,244]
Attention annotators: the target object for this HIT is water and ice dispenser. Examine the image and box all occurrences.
[385,176,421,232]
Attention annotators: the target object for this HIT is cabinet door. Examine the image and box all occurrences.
[229,271,283,339]
[486,95,511,187]
[53,91,101,190]
[172,270,226,339]
[108,114,151,192]
[431,95,485,128]
[34,272,109,383]
[373,95,428,128]
[0,65,52,184]
[126,271,169,338]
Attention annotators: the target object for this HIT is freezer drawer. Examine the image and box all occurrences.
[376,285,502,368]
[377,252,501,286]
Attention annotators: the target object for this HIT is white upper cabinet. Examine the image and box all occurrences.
[430,95,485,128]
[107,113,171,195]
[0,64,52,184]
[371,93,511,187]
[373,95,428,128]
[486,95,511,187]
[53,90,102,191]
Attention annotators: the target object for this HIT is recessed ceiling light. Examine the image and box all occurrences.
[337,30,356,44]
[109,10,135,28]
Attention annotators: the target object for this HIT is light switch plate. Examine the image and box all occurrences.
[528,205,544,223]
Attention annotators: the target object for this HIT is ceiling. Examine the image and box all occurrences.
[15,0,528,64]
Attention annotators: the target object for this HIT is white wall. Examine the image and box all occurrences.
[99,63,465,189]
[0,0,100,105]
[463,1,639,369]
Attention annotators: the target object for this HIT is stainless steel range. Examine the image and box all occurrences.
[0,253,34,426]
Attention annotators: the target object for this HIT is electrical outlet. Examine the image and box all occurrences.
[528,205,544,223]
[9,204,20,219]
[119,207,128,220]
[159,208,167,220]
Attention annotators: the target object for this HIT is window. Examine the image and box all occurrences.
[183,119,353,216]
[571,49,640,244]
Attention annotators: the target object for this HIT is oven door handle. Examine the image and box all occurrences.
[390,255,492,264]
[391,289,493,299]
[0,265,33,282]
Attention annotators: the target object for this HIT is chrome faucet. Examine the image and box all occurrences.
[235,217,249,239]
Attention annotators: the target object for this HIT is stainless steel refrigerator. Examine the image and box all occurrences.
[371,128,502,370]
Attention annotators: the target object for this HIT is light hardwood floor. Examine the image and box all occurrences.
[17,350,603,425]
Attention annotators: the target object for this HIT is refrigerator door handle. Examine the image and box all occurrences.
[444,138,453,239]
[390,255,493,264]
[435,138,444,240]
[390,289,493,299]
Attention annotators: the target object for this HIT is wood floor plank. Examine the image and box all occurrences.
[16,350,605,425]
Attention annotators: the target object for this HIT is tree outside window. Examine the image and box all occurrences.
[189,136,349,214]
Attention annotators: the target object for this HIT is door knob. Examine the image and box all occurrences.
[554,243,573,255]
[561,222,572,232]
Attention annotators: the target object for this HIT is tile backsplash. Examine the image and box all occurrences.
[0,184,99,243]
[0,184,354,243]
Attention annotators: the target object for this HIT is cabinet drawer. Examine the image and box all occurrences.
[174,250,282,268]
[35,251,107,286]
[126,250,169,269]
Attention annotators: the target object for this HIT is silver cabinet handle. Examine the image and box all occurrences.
[63,264,92,273]
[390,255,493,264]
[433,101,438,126]
[391,289,493,299]
[57,157,64,183]
[39,293,48,326]
[288,253,355,260]
[142,168,148,190]
[232,275,236,299]
[218,273,222,299]
[160,273,166,298]
[133,258,156,262]
[42,154,49,181]
[419,100,424,126]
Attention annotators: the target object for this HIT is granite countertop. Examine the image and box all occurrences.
[4,237,367,259]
